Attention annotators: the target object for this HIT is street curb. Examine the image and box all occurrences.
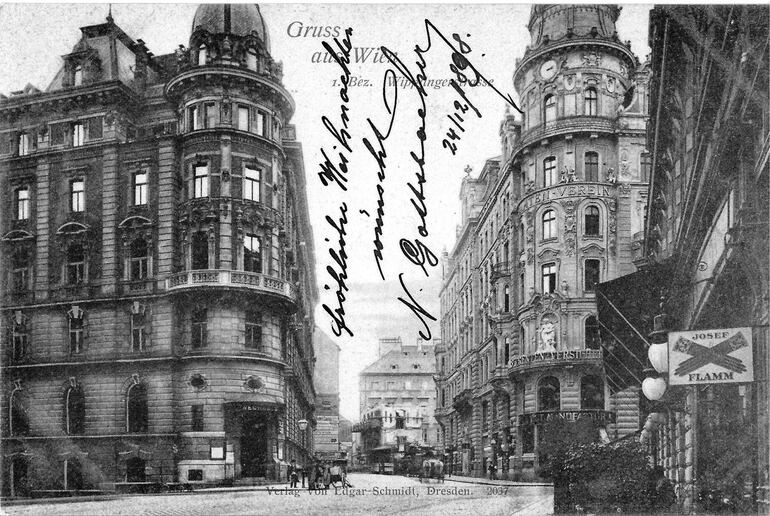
[439,477,553,487]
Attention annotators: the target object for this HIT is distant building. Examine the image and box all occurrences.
[354,338,439,467]
[312,329,342,461]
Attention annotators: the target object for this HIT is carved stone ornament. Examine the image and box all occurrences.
[562,200,577,257]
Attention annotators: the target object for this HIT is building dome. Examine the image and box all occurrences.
[191,4,270,52]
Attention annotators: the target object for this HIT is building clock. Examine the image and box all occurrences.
[540,59,558,80]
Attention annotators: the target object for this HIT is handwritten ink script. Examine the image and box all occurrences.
[318,21,522,339]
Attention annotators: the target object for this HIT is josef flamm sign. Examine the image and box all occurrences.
[668,328,754,385]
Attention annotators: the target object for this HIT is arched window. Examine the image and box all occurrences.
[67,244,85,285]
[126,383,148,433]
[544,94,556,124]
[126,457,146,482]
[65,386,85,435]
[585,316,601,349]
[584,206,600,236]
[538,376,560,411]
[74,65,83,87]
[543,157,557,187]
[244,234,261,273]
[581,375,605,410]
[541,209,556,240]
[197,45,207,66]
[584,152,599,181]
[191,232,209,270]
[584,87,597,116]
[10,390,29,436]
[584,259,600,292]
[130,238,149,280]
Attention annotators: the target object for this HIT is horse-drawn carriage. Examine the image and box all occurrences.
[418,458,445,483]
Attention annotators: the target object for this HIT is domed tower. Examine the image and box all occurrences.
[505,5,650,478]
[164,4,316,481]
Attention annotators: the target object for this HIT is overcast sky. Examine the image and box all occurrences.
[0,2,651,421]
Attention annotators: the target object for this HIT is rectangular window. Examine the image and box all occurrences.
[70,179,85,212]
[18,132,31,156]
[193,163,209,198]
[188,469,203,481]
[243,234,262,273]
[12,266,28,292]
[256,111,266,136]
[50,123,66,146]
[191,308,207,348]
[188,105,200,131]
[543,157,557,187]
[243,166,261,202]
[69,318,84,354]
[87,117,103,140]
[131,313,146,352]
[74,65,83,86]
[584,259,600,292]
[245,310,263,350]
[542,263,556,294]
[641,153,652,182]
[584,152,599,182]
[133,171,148,205]
[12,331,28,360]
[521,424,535,454]
[16,187,29,220]
[204,102,216,128]
[72,123,85,147]
[237,105,250,131]
[191,405,204,431]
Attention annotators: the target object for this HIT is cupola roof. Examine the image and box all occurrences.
[191,4,270,52]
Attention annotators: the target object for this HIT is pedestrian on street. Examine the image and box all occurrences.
[288,459,299,488]
[300,461,307,488]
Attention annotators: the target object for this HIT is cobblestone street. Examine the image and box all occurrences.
[3,474,553,516]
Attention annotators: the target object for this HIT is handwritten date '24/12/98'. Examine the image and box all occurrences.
[318,21,522,340]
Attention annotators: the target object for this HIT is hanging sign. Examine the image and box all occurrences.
[668,327,753,385]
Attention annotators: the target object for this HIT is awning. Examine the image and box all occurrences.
[596,261,671,392]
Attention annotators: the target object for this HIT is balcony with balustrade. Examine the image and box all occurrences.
[165,269,295,305]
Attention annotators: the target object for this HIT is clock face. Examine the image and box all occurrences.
[540,60,557,80]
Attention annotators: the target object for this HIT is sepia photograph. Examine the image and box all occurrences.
[0,2,768,515]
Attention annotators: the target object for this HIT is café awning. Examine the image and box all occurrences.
[596,261,672,393]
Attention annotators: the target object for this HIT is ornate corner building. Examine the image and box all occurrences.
[436,5,650,479]
[0,5,318,494]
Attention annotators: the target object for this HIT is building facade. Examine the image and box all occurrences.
[1,4,318,494]
[436,4,650,479]
[630,6,768,512]
[354,338,439,466]
[312,328,343,461]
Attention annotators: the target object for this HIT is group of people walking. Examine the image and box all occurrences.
[287,459,351,490]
